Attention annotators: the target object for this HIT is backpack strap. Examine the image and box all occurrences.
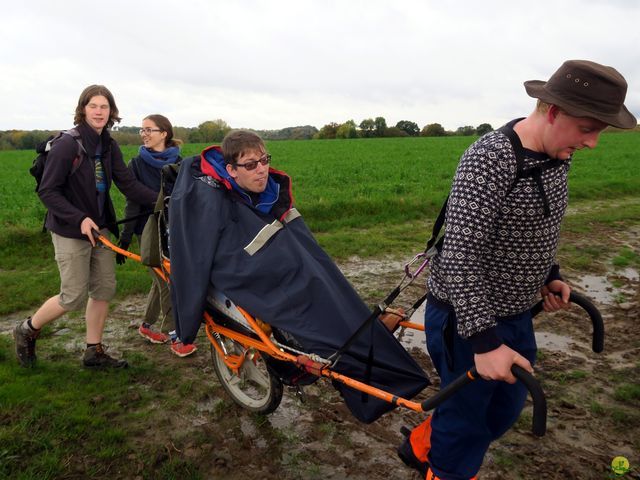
[497,120,565,216]
[424,194,448,257]
[35,129,87,232]
[62,128,87,175]
[45,128,86,174]
[497,119,526,180]
[517,159,565,216]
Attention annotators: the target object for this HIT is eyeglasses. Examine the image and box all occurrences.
[235,154,272,171]
[139,128,162,135]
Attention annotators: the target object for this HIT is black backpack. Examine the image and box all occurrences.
[30,128,86,231]
[30,128,86,193]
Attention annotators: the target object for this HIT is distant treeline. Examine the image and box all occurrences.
[315,118,493,139]
[1,116,636,151]
[0,119,319,151]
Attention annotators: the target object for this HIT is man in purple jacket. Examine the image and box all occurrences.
[14,85,157,369]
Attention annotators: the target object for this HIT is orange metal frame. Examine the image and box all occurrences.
[97,233,171,282]
[98,233,431,413]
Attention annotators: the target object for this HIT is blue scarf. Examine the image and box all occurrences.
[135,146,180,191]
[138,146,181,168]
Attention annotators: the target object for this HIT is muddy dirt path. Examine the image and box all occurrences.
[2,226,638,479]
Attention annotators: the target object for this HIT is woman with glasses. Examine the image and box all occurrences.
[118,114,195,357]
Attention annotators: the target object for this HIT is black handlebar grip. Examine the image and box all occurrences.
[420,366,547,437]
[511,365,547,437]
[531,291,604,353]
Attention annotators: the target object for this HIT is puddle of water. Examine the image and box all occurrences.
[618,267,639,282]
[238,416,267,447]
[535,331,590,360]
[196,397,224,414]
[535,331,572,350]
[602,348,640,369]
[572,274,616,305]
[267,393,311,429]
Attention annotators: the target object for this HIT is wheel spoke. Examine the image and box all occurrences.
[211,334,282,413]
[242,358,271,389]
[226,374,242,387]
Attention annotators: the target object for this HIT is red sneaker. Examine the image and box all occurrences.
[138,324,169,344]
[170,341,197,357]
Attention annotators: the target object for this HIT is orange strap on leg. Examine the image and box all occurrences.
[410,415,432,464]
[426,467,478,480]
[426,468,440,480]
[426,468,477,480]
[416,416,478,480]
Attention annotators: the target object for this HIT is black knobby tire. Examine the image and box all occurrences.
[210,335,283,414]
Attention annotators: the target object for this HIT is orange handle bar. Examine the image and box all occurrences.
[93,231,170,281]
[398,320,424,331]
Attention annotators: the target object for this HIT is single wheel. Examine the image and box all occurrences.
[211,335,283,414]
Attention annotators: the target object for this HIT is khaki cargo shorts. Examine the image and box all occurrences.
[52,229,116,311]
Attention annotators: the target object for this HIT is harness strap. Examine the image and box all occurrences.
[361,322,375,404]
[328,286,401,366]
[425,195,449,255]
[518,159,565,217]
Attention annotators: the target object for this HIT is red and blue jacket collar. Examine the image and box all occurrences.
[199,144,295,221]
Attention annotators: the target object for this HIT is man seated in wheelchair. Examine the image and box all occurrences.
[169,130,429,423]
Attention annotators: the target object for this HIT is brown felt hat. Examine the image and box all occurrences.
[524,60,637,129]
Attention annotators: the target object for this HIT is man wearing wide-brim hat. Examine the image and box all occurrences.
[524,59,636,131]
[398,60,636,480]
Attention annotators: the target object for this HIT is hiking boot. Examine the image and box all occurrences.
[138,323,169,344]
[83,344,128,369]
[14,318,40,367]
[170,340,197,357]
[397,426,428,476]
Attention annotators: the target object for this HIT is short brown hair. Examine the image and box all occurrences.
[144,114,183,148]
[536,99,568,116]
[536,99,552,114]
[74,85,122,129]
[221,130,265,165]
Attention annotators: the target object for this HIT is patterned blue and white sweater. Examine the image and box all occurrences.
[427,123,569,352]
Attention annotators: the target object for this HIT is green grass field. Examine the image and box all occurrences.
[1,134,640,479]
[1,134,639,314]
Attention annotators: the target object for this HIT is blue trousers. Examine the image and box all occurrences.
[424,300,537,479]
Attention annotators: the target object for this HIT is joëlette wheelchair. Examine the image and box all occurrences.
[95,233,604,437]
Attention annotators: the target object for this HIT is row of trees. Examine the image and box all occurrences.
[0,118,491,151]
[112,119,233,146]
[315,117,493,139]
[113,121,319,144]
[0,120,235,151]
[0,120,320,151]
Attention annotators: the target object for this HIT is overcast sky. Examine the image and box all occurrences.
[2,0,639,132]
